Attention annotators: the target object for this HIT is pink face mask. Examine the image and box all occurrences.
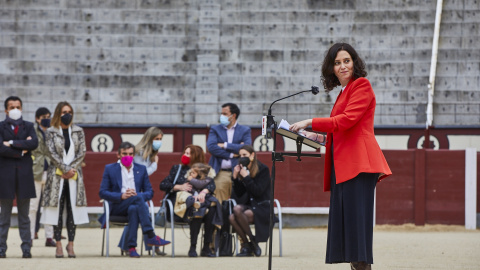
[121,156,134,167]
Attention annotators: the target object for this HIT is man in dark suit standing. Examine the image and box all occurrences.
[0,96,39,258]
[99,142,170,258]
[207,103,251,204]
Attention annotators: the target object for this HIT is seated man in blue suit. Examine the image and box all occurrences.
[207,103,252,204]
[99,142,170,258]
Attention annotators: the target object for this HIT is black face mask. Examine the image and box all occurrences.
[238,157,251,167]
[61,113,72,126]
[40,118,51,128]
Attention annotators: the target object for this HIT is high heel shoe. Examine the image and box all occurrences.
[66,245,76,258]
[55,246,64,258]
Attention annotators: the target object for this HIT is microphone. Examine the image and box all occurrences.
[264,86,320,139]
[267,85,320,115]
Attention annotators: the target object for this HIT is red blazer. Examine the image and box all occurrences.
[312,77,392,192]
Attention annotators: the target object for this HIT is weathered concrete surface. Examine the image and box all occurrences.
[0,0,479,126]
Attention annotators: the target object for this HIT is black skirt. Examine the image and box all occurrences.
[325,145,378,264]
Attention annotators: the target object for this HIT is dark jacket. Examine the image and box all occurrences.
[160,164,216,222]
[206,124,252,174]
[0,119,38,199]
[232,161,271,242]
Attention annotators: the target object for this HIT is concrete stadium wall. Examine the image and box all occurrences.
[0,0,479,126]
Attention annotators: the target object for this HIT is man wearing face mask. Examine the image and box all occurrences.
[29,107,56,247]
[99,142,170,258]
[0,96,39,259]
[206,103,252,204]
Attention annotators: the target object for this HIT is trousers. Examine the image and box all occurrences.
[110,196,153,248]
[0,198,31,251]
[214,171,232,204]
[54,181,76,242]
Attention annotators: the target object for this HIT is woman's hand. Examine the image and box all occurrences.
[232,165,241,179]
[239,165,249,178]
[62,168,76,179]
[154,155,159,164]
[290,119,312,133]
[303,131,321,142]
[175,183,192,192]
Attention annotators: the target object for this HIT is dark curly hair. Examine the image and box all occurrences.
[321,43,367,91]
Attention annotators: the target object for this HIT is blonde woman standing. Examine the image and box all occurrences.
[41,101,88,258]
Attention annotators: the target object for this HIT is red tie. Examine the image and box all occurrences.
[14,126,18,135]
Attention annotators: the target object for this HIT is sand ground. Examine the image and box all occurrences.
[0,225,479,270]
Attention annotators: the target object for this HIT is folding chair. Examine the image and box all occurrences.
[233,198,283,257]
[101,199,155,257]
[160,198,211,258]
[161,198,190,258]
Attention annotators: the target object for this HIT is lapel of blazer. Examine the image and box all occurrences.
[232,124,242,142]
[330,79,354,117]
[134,165,141,191]
[1,121,14,137]
[113,163,123,191]
[217,125,228,142]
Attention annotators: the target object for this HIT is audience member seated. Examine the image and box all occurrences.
[229,145,271,257]
[127,126,163,255]
[160,145,221,257]
[99,142,170,258]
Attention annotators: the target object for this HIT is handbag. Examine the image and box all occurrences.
[219,231,234,256]
[218,200,235,256]
[155,165,182,227]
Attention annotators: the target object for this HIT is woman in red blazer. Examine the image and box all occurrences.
[291,43,391,270]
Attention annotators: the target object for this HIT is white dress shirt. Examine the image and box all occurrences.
[119,161,136,194]
[221,121,238,169]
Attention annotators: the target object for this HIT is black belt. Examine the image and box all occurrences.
[220,169,231,172]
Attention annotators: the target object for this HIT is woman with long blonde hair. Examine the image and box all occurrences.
[133,127,163,176]
[41,101,88,258]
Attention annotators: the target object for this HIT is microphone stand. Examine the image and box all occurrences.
[266,86,321,270]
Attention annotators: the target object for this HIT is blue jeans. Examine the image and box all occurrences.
[110,196,153,248]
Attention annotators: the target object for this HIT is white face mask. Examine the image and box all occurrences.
[8,108,22,120]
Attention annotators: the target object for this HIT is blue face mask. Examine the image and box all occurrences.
[220,115,230,127]
[152,140,162,151]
